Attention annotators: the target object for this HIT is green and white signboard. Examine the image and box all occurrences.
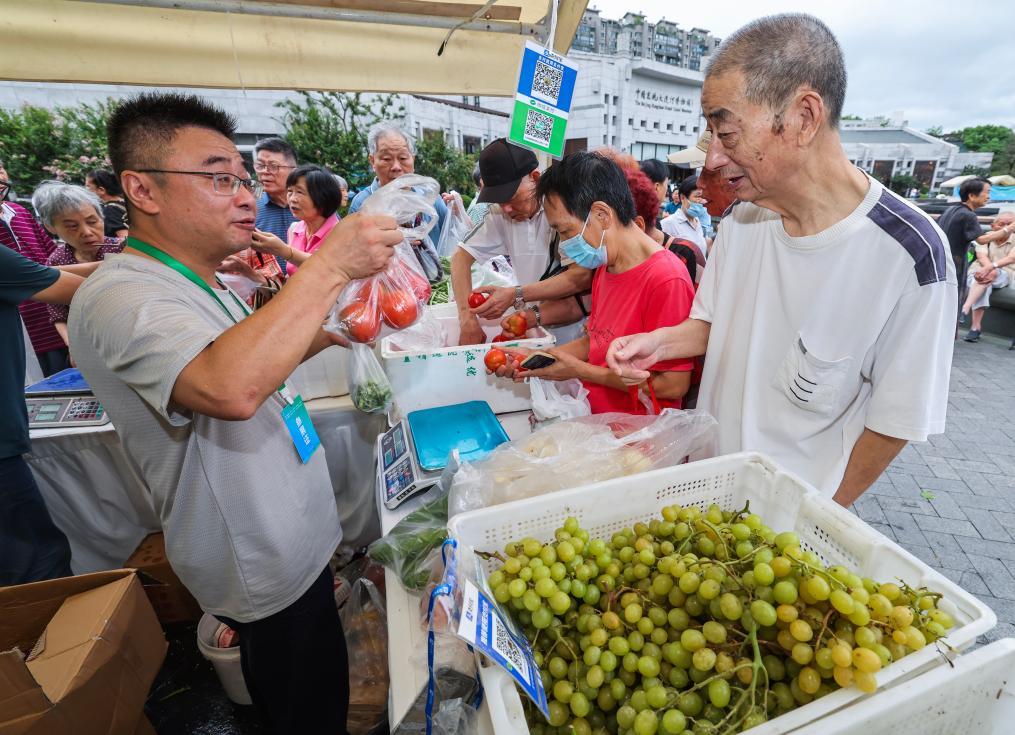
[507,41,579,159]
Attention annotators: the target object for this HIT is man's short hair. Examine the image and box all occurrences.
[107,92,236,174]
[959,177,991,202]
[706,13,847,128]
[286,164,342,219]
[254,136,297,164]
[368,122,415,156]
[32,181,103,229]
[639,159,669,185]
[472,162,483,188]
[678,175,699,200]
[87,169,122,197]
[536,152,636,226]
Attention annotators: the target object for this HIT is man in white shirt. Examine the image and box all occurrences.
[452,138,589,345]
[607,14,956,506]
[660,174,711,269]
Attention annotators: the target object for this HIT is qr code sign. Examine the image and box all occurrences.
[492,615,528,676]
[532,58,564,105]
[523,107,554,148]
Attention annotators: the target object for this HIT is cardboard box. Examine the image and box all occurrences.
[0,570,167,735]
[125,533,203,625]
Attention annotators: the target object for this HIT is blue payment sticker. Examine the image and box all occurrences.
[455,580,549,718]
[281,395,321,463]
[516,41,577,113]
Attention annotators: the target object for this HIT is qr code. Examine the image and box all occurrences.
[532,59,564,105]
[523,107,554,148]
[492,615,527,675]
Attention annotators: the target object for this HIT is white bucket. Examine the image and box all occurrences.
[195,613,253,705]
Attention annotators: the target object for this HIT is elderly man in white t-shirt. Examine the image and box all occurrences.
[607,13,956,506]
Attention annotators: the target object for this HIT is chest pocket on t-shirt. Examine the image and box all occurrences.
[776,336,852,415]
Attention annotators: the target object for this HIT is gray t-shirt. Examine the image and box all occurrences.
[68,253,341,622]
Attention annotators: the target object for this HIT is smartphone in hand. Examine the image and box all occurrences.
[520,351,556,371]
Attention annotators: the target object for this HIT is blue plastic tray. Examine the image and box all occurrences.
[407,401,509,471]
[25,368,91,396]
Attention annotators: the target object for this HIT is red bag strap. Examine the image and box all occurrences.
[628,377,661,415]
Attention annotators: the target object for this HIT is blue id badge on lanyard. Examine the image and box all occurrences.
[281,395,321,463]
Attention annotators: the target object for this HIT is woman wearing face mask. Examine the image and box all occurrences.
[660,175,711,268]
[490,152,695,414]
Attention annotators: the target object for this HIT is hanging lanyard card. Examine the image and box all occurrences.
[280,394,321,463]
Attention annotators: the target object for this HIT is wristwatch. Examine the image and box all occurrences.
[531,303,542,327]
[993,261,1000,270]
[513,285,525,311]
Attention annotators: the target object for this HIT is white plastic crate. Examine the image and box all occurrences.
[380,304,555,414]
[447,452,997,735]
[794,638,1015,734]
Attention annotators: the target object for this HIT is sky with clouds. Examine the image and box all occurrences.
[589,0,1015,132]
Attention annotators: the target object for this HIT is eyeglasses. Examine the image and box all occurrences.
[136,169,263,198]
[253,162,295,174]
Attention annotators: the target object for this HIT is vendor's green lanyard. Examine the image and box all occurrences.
[127,236,294,404]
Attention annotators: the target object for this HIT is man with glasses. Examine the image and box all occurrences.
[68,93,402,733]
[0,160,71,375]
[252,137,298,272]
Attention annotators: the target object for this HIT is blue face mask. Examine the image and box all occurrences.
[687,202,709,222]
[560,213,608,270]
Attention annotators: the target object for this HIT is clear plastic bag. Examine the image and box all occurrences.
[529,378,592,422]
[324,175,438,343]
[385,308,448,352]
[367,490,449,591]
[449,408,718,516]
[340,579,389,735]
[348,343,393,414]
[470,254,517,290]
[436,191,475,259]
[432,698,479,734]
[216,271,260,302]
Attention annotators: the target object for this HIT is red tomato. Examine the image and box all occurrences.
[339,301,381,343]
[491,333,511,343]
[484,348,507,371]
[400,264,432,303]
[468,292,488,308]
[504,313,528,338]
[379,287,419,329]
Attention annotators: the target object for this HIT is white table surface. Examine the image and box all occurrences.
[382,410,532,734]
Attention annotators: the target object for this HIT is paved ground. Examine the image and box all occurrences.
[850,334,1015,645]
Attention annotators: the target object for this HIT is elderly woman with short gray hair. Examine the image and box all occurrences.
[32,181,123,346]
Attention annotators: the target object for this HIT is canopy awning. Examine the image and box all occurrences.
[1,0,587,95]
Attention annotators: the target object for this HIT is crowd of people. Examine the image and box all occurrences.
[1,10,1010,735]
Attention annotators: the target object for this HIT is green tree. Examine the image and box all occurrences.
[990,137,1015,176]
[890,173,922,196]
[958,124,1014,155]
[414,131,477,200]
[961,164,991,177]
[0,100,114,192]
[925,125,943,137]
[275,91,404,191]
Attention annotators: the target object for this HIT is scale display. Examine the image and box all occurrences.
[379,420,439,510]
[27,396,110,428]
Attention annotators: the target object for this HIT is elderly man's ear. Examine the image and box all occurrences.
[786,87,827,146]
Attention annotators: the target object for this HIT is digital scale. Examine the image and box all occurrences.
[377,401,509,510]
[25,368,111,429]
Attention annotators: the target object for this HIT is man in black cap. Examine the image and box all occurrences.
[451,138,591,345]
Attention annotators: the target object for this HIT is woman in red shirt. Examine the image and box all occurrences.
[492,152,695,414]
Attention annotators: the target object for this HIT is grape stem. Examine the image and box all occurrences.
[814,608,835,650]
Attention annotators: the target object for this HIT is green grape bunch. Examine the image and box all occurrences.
[483,504,956,735]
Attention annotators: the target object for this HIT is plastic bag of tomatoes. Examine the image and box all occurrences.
[325,175,439,344]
